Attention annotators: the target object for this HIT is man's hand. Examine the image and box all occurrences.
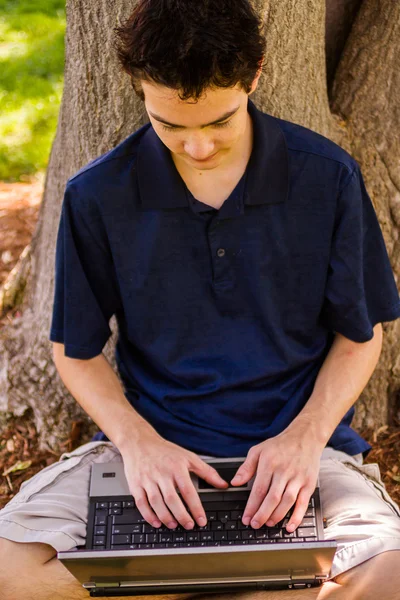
[230,431,324,532]
[120,431,229,530]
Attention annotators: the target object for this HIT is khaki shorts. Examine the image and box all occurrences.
[0,441,399,580]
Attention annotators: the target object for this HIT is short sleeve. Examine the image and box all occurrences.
[49,181,122,358]
[319,163,400,342]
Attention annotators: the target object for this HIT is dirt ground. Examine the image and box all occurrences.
[0,180,399,511]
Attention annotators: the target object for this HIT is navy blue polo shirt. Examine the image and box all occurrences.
[49,98,400,458]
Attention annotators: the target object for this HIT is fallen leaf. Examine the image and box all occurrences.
[2,460,32,477]
[6,439,14,452]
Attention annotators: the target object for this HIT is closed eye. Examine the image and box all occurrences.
[160,120,232,133]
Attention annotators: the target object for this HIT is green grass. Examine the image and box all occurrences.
[0,0,65,182]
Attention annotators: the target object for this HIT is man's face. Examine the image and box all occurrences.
[141,80,257,171]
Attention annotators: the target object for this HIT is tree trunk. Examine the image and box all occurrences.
[0,0,398,452]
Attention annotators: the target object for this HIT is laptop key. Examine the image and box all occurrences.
[231,511,243,520]
[282,530,295,537]
[218,511,230,522]
[268,529,282,539]
[299,518,316,527]
[95,515,107,526]
[123,501,135,508]
[94,536,106,545]
[133,534,146,544]
[242,530,256,540]
[113,524,142,535]
[222,492,249,501]
[297,527,316,537]
[207,501,246,511]
[113,511,145,525]
[225,521,237,530]
[96,502,109,509]
[206,512,217,521]
[94,526,106,536]
[109,508,122,515]
[111,502,122,508]
[112,535,131,545]
[227,531,241,541]
[201,493,225,502]
[255,531,268,539]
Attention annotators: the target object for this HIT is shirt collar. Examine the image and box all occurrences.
[136,97,289,218]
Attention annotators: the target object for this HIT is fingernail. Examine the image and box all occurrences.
[287,522,295,532]
[185,521,194,529]
[251,520,259,528]
[198,517,207,526]
[168,521,178,528]
[242,516,250,525]
[266,520,274,527]
[153,520,162,527]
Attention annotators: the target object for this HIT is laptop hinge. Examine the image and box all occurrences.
[83,582,120,588]
[119,576,292,587]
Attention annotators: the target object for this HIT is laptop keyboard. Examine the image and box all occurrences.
[90,491,319,551]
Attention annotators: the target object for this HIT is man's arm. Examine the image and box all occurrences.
[231,323,383,531]
[286,322,383,444]
[52,342,160,452]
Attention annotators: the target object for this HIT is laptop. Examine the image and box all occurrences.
[57,457,337,596]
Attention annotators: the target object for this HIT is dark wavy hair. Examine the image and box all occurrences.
[113,0,266,102]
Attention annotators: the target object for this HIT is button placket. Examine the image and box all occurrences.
[208,224,233,289]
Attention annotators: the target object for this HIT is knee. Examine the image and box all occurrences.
[0,538,57,571]
[334,550,400,598]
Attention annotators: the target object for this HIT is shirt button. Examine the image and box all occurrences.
[217,248,226,257]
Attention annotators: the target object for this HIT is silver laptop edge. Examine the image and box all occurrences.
[58,457,334,594]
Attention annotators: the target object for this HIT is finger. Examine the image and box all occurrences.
[173,472,208,528]
[241,472,273,526]
[190,459,230,489]
[142,482,179,529]
[159,477,204,530]
[249,476,287,528]
[130,486,163,528]
[263,481,300,526]
[231,453,258,485]
[285,486,314,532]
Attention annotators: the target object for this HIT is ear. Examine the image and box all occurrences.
[250,57,264,94]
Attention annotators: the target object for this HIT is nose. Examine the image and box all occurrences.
[184,136,215,161]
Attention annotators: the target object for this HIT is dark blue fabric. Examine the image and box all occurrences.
[49,98,400,459]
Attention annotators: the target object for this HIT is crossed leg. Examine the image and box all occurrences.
[1,539,399,600]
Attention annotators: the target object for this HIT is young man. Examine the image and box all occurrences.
[1,1,400,598]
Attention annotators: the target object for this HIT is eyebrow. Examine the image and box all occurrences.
[148,106,240,128]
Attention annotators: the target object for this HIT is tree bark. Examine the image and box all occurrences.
[0,0,398,451]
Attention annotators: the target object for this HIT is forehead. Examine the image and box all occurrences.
[141,80,244,126]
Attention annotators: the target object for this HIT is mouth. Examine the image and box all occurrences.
[190,152,219,163]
